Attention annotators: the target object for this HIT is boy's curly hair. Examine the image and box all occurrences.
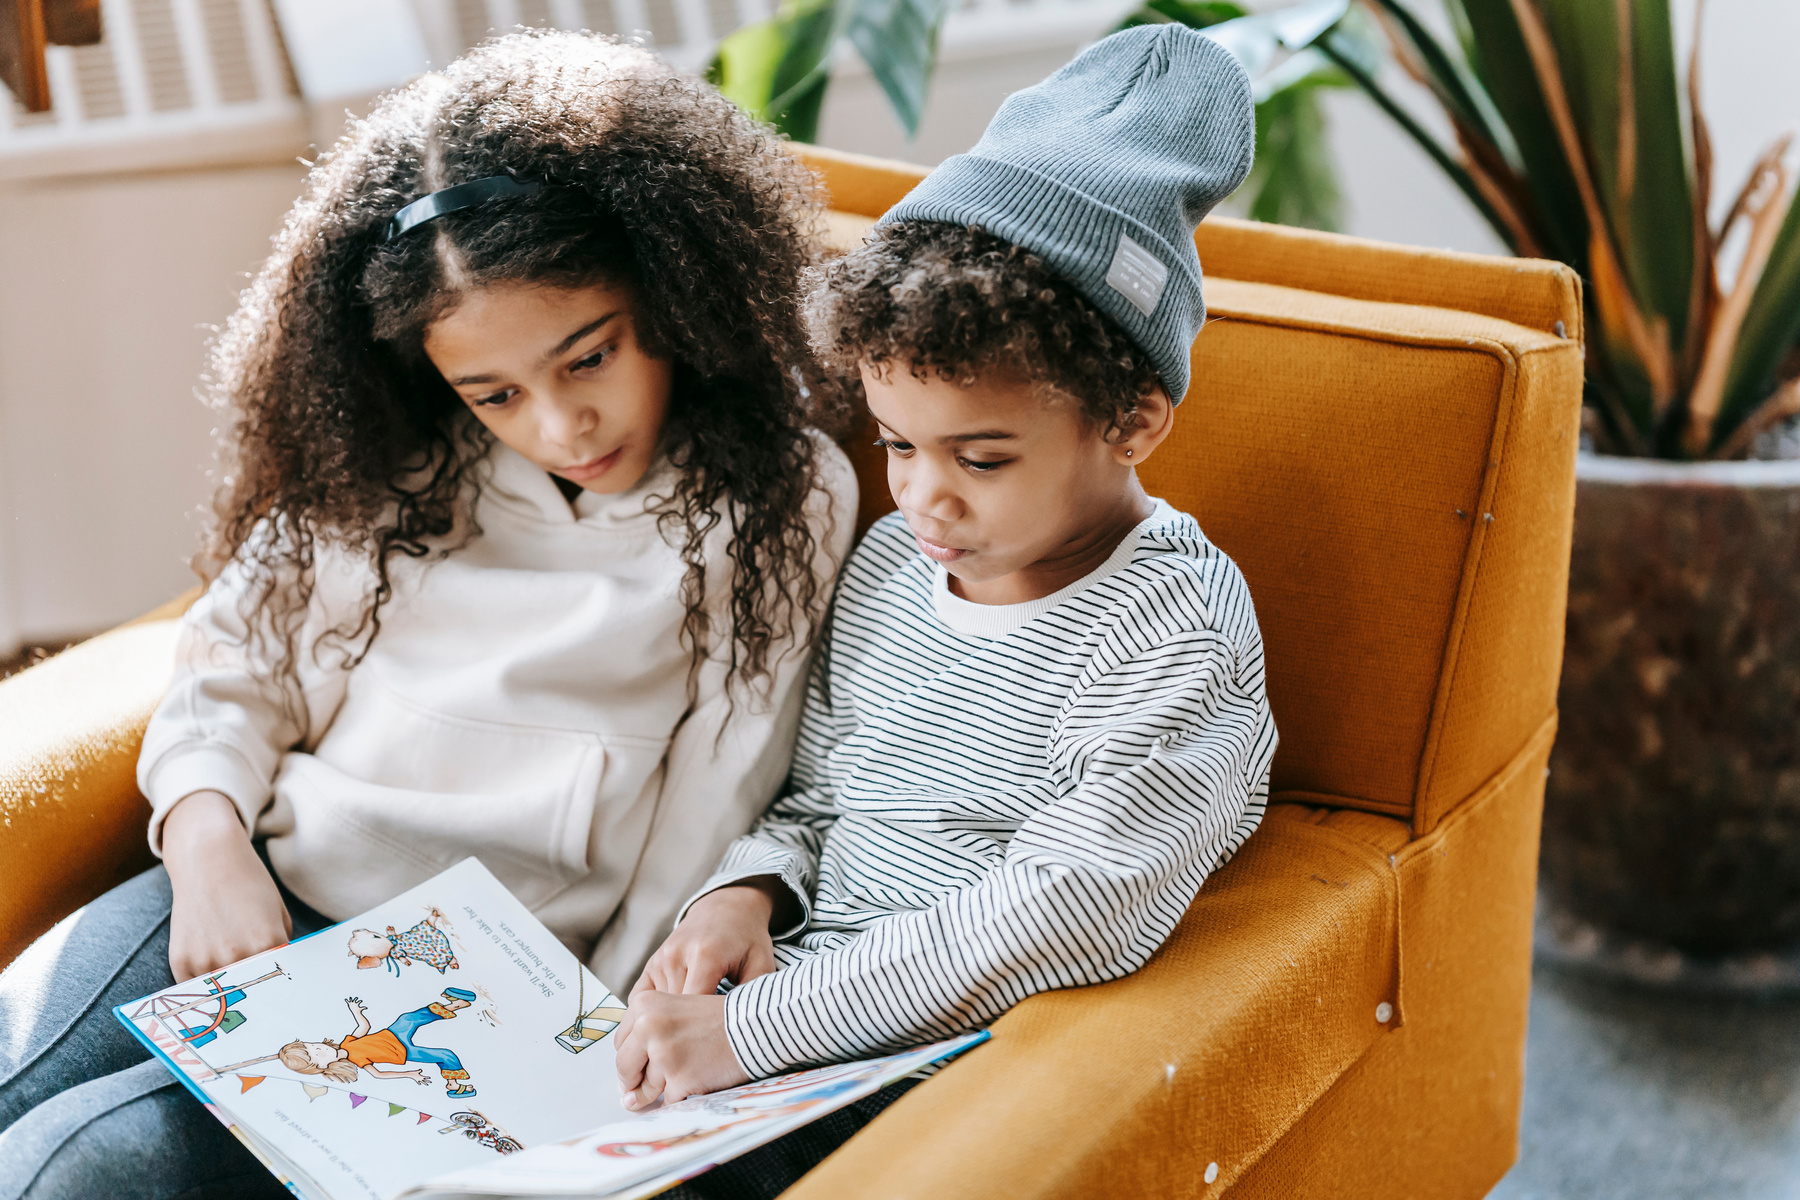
[804,221,1162,434]
[205,31,849,704]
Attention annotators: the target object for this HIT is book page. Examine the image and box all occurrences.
[403,1032,989,1199]
[116,858,631,1200]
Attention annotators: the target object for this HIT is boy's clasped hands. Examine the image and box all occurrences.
[614,876,795,1109]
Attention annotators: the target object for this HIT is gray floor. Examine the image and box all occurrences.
[1488,968,1800,1199]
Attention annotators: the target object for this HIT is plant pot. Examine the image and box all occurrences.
[1542,454,1800,956]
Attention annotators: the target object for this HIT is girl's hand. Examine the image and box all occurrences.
[614,993,747,1109]
[633,879,787,1001]
[163,790,293,981]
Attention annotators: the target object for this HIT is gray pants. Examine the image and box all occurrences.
[0,865,324,1200]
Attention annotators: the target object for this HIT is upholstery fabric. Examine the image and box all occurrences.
[1192,216,1583,344]
[783,801,1409,1198]
[0,143,1582,1200]
[0,621,176,968]
[1232,717,1555,1198]
[1147,280,1534,819]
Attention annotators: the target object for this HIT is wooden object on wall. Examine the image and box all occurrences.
[0,0,102,114]
[43,0,98,46]
[0,0,50,114]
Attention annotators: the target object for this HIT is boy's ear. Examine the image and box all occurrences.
[1111,385,1176,467]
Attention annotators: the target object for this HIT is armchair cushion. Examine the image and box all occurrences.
[0,618,179,967]
[1152,277,1577,829]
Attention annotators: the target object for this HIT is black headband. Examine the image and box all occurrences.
[384,174,543,243]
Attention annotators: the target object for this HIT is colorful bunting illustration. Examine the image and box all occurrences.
[204,1076,518,1158]
[222,1074,447,1130]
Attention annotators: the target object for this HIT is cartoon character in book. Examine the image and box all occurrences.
[347,909,459,975]
[278,990,481,1098]
[443,1111,523,1155]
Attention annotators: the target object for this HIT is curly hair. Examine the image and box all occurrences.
[203,30,850,707]
[803,221,1161,435]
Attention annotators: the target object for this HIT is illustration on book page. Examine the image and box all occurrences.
[117,859,632,1200]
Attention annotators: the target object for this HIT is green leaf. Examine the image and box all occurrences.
[767,0,845,126]
[1446,0,1589,270]
[1359,0,1518,171]
[710,0,950,142]
[1246,61,1344,230]
[709,19,787,116]
[1114,0,1248,32]
[1715,190,1800,442]
[1116,0,1347,232]
[708,0,841,142]
[1306,22,1521,250]
[770,70,830,143]
[1617,0,1693,357]
[1541,0,1692,350]
[1179,1,1346,89]
[846,0,955,137]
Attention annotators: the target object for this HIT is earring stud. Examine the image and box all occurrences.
[1125,449,1134,458]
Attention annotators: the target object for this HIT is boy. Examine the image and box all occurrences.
[616,20,1273,1188]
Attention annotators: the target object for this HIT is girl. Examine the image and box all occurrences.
[0,30,854,1199]
[278,993,477,1096]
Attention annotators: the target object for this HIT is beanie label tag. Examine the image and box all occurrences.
[1105,232,1168,318]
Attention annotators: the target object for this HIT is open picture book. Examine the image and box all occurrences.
[115,857,987,1200]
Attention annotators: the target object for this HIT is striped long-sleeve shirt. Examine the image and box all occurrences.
[685,500,1277,1078]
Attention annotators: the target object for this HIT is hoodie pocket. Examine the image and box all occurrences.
[273,676,623,910]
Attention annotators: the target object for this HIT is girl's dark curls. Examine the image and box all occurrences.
[201,31,851,707]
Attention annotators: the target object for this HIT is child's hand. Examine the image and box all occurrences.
[614,992,747,1109]
[633,879,787,1000]
[163,790,293,981]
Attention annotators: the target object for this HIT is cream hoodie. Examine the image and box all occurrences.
[138,436,856,990]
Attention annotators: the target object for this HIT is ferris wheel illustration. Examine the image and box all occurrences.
[126,965,291,1047]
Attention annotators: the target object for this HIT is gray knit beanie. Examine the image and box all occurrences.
[879,24,1254,403]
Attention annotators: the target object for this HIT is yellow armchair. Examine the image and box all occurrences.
[0,145,1582,1199]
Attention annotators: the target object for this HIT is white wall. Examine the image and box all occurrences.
[1,0,1797,650]
[0,163,305,647]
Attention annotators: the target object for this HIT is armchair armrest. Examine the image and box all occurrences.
[0,617,182,969]
[786,806,1410,1198]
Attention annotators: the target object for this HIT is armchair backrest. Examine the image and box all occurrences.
[794,144,1583,836]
